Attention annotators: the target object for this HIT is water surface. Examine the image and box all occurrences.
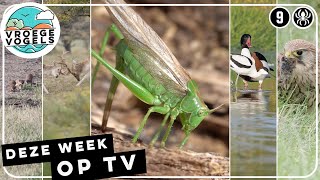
[231,89,276,176]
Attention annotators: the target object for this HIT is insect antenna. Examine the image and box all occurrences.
[209,104,224,114]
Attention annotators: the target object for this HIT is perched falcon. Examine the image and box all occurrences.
[278,39,318,108]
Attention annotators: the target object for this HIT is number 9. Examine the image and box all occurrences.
[276,11,283,24]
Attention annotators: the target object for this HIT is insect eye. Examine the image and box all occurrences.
[296,50,303,56]
[197,109,208,117]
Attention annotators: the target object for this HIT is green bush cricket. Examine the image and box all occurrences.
[92,0,223,148]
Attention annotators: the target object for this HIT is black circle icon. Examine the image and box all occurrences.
[292,7,313,29]
[269,7,290,28]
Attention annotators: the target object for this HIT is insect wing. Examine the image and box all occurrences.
[106,0,191,96]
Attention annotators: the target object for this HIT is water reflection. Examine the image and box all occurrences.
[231,90,276,176]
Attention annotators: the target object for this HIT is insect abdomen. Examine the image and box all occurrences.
[123,51,163,92]
[121,47,181,107]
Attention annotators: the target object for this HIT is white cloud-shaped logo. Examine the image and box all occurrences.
[36,10,54,20]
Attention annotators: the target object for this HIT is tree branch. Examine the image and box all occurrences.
[91,124,229,176]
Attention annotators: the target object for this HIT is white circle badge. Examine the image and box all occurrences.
[1,3,60,58]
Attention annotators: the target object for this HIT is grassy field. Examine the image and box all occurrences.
[1,86,42,178]
[43,83,90,176]
[43,46,90,176]
[231,6,276,52]
[278,103,316,176]
[43,44,90,138]
[1,102,42,178]
[277,0,319,178]
[1,39,43,178]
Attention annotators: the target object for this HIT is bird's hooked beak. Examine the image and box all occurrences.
[285,51,295,58]
[284,51,303,65]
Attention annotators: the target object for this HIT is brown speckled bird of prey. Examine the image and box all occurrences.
[278,39,318,108]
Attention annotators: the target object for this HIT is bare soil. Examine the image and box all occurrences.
[1,0,42,107]
[4,52,42,107]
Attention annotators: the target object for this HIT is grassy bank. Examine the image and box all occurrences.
[43,48,90,177]
[2,85,42,177]
[43,85,90,140]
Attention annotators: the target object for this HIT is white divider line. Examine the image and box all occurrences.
[1,3,318,179]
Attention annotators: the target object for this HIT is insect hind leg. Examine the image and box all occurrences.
[133,106,170,143]
[92,24,124,88]
[101,54,125,131]
[109,24,124,40]
[161,109,179,147]
[150,113,170,146]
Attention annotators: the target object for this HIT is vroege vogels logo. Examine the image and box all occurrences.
[1,3,60,58]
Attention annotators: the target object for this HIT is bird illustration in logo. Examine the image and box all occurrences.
[5,7,55,53]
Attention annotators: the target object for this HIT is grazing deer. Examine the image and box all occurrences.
[43,51,74,93]
[15,80,24,91]
[9,80,16,92]
[43,62,62,78]
[15,74,35,91]
[71,58,90,86]
[43,51,90,93]
[43,63,62,94]
[25,74,33,84]
[58,51,90,86]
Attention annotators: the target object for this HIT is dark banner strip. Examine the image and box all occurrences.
[51,149,146,179]
[2,134,147,179]
[2,134,114,166]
